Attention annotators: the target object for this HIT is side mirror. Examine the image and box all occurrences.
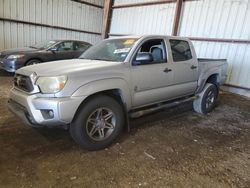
[49,47,58,53]
[133,52,153,65]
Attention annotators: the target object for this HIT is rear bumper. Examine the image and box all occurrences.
[8,88,87,127]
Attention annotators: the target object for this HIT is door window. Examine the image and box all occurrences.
[133,39,167,66]
[169,39,192,62]
[57,41,74,51]
[75,42,90,51]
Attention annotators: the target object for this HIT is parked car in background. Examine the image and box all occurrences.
[0,40,92,72]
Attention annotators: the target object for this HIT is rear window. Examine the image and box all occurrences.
[170,39,192,62]
[75,42,90,51]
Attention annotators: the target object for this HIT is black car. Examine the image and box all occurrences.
[0,40,92,72]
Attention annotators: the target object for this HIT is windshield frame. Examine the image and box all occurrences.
[80,37,140,63]
[30,40,59,50]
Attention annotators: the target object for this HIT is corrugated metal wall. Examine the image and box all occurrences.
[110,0,250,89]
[180,0,250,88]
[180,0,250,39]
[110,3,176,35]
[0,0,104,50]
[114,0,164,5]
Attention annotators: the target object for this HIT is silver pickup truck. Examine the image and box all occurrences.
[8,35,228,150]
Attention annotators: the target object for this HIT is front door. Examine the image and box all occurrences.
[73,41,91,58]
[45,41,75,62]
[54,41,75,60]
[131,38,174,107]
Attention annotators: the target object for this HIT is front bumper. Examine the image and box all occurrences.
[8,88,87,127]
[0,58,25,72]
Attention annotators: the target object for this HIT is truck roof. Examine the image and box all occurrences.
[108,35,190,41]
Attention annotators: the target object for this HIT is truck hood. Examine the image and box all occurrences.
[16,59,124,76]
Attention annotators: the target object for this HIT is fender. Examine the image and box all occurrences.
[196,67,222,94]
[72,78,132,110]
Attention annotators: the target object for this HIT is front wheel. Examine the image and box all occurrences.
[193,83,218,114]
[26,59,41,66]
[70,95,124,151]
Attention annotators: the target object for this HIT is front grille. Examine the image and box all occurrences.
[14,74,34,92]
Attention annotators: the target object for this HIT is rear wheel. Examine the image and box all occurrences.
[70,95,124,151]
[26,59,41,66]
[193,83,218,114]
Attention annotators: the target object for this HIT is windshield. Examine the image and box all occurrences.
[30,40,57,50]
[80,38,138,62]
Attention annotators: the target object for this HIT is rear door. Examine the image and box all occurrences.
[167,39,198,96]
[52,41,75,60]
[74,42,91,58]
[131,38,174,107]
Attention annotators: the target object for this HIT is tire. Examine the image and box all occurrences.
[193,83,218,114]
[26,59,41,66]
[70,95,124,151]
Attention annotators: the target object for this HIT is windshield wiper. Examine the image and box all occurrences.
[79,57,119,62]
[94,58,114,61]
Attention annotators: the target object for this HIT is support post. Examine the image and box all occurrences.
[102,0,113,39]
[172,0,183,36]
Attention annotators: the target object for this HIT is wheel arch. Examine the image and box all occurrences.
[72,78,132,108]
[196,71,221,94]
[25,58,43,66]
[206,74,219,88]
[72,86,131,132]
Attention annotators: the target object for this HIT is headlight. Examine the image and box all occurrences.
[7,54,25,59]
[36,75,67,93]
[30,72,38,83]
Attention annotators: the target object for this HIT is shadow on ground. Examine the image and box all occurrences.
[0,72,250,187]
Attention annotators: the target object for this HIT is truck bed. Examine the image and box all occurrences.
[198,58,227,71]
[198,58,228,85]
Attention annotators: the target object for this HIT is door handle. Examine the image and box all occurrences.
[163,68,172,73]
[190,65,197,69]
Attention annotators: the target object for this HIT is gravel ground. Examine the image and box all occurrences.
[0,70,250,188]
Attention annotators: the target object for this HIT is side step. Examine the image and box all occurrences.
[129,96,197,118]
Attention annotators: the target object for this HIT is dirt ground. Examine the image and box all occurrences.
[0,70,250,188]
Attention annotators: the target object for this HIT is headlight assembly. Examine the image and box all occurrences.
[7,54,25,59]
[36,75,67,94]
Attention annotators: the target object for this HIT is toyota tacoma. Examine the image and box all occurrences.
[8,35,228,150]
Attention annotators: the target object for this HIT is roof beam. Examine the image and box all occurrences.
[108,33,250,44]
[112,0,176,9]
[172,0,183,36]
[0,17,101,35]
[189,37,250,44]
[71,0,103,9]
[112,0,195,9]
[102,0,113,39]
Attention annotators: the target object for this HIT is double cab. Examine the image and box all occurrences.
[8,35,228,150]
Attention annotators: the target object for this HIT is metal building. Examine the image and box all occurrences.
[0,0,249,95]
[0,0,104,50]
